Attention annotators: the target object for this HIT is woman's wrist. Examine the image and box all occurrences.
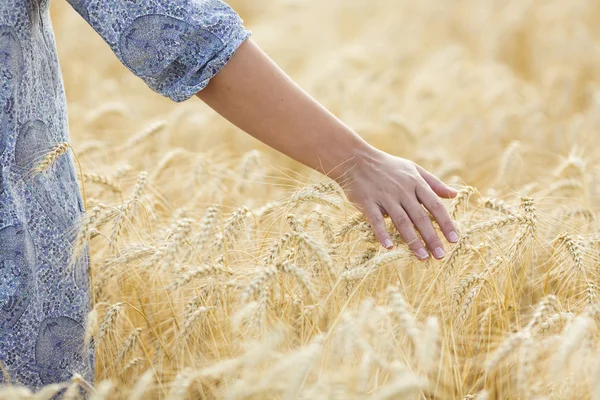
[326,137,381,185]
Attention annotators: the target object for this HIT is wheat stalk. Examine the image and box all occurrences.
[195,205,220,251]
[110,171,148,247]
[115,327,143,366]
[71,204,108,264]
[122,357,145,374]
[213,206,252,249]
[242,266,278,302]
[98,302,124,343]
[33,142,70,175]
[292,230,335,277]
[479,197,517,215]
[161,218,193,271]
[387,286,420,348]
[450,186,476,220]
[485,331,527,374]
[82,173,121,193]
[124,120,167,149]
[288,182,341,210]
[555,233,586,273]
[336,213,368,237]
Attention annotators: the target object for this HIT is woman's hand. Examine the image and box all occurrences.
[197,40,459,260]
[339,149,459,259]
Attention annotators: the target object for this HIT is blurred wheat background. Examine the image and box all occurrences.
[7,0,600,398]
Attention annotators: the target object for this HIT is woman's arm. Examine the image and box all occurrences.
[197,39,459,260]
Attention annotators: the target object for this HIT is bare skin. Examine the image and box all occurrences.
[196,39,459,260]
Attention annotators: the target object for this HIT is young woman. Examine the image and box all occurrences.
[0,0,458,388]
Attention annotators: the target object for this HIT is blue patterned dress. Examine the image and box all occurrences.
[0,0,250,389]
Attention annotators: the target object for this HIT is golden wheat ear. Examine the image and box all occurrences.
[32,142,70,176]
[82,173,122,194]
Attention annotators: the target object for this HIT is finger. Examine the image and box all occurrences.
[417,185,459,243]
[363,203,394,249]
[416,164,457,199]
[383,199,429,260]
[404,200,446,259]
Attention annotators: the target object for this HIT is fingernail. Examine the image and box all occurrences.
[449,231,459,243]
[434,247,445,259]
[416,248,429,259]
[384,239,393,249]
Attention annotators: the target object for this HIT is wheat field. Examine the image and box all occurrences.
[5,0,600,398]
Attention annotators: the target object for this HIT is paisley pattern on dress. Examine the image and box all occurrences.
[0,26,23,163]
[120,15,204,77]
[16,120,83,229]
[35,316,88,384]
[69,0,252,102]
[0,0,250,389]
[0,225,34,330]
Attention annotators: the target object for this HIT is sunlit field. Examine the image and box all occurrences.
[5,0,600,398]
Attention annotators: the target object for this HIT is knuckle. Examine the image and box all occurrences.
[409,176,421,187]
[404,235,422,247]
[442,220,456,230]
[429,200,446,212]
[416,213,431,224]
[376,227,389,236]
[370,215,384,226]
[394,215,411,228]
[401,174,419,188]
[425,235,442,246]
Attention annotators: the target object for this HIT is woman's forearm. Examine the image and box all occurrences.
[196,39,375,182]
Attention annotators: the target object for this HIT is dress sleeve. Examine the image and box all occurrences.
[66,0,251,102]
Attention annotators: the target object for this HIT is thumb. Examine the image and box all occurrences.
[416,165,457,199]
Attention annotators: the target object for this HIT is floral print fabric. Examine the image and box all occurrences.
[0,0,249,388]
